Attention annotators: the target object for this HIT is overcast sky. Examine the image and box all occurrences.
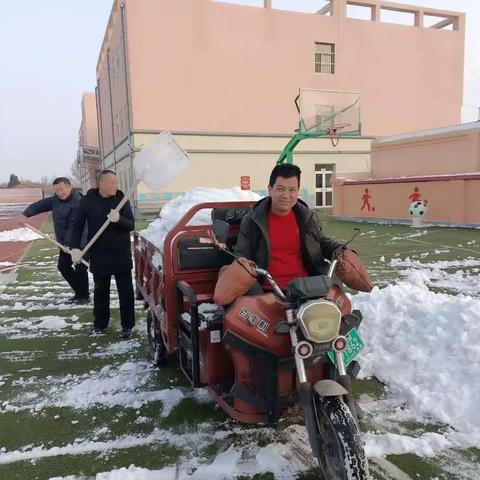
[0,0,478,183]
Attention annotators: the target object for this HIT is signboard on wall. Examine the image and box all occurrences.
[241,176,250,190]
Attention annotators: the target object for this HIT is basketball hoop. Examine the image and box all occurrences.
[325,123,351,147]
[277,90,361,164]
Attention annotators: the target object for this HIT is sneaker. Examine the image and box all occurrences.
[119,328,132,340]
[89,326,106,335]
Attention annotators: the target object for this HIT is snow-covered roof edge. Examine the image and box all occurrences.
[373,121,480,145]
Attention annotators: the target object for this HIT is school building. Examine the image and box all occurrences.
[78,0,465,216]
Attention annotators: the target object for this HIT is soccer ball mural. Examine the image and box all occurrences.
[409,201,428,217]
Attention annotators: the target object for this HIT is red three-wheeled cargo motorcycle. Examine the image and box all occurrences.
[134,201,369,479]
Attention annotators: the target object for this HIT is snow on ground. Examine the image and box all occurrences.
[3,425,307,480]
[1,360,184,414]
[352,270,480,455]
[389,257,480,295]
[0,315,83,338]
[2,211,480,479]
[139,187,260,265]
[0,227,42,242]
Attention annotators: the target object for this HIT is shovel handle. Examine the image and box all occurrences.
[80,194,130,257]
[23,222,89,267]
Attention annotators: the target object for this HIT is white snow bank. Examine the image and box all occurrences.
[353,270,480,439]
[139,187,260,265]
[0,227,42,242]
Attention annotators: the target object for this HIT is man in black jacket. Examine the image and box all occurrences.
[22,177,89,303]
[234,164,343,292]
[66,170,135,338]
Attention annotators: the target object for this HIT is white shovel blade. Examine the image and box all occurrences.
[135,131,192,191]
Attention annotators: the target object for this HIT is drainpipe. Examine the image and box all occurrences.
[95,84,105,180]
[106,48,117,171]
[120,2,136,214]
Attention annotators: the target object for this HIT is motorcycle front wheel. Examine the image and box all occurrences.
[313,394,369,480]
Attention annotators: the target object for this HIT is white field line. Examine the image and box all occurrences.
[404,237,480,256]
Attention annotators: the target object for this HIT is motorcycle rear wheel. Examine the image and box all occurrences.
[146,308,167,367]
[313,394,369,480]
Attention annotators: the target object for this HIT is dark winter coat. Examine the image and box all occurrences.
[23,190,83,244]
[65,188,135,276]
[234,197,343,275]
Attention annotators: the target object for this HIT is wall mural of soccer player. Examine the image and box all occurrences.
[409,186,428,205]
[360,188,375,212]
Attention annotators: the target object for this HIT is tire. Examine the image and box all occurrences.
[313,394,369,480]
[146,308,167,367]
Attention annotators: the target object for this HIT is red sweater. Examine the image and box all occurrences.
[267,210,309,289]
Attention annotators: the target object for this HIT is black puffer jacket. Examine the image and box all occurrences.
[23,190,83,244]
[234,197,343,275]
[65,189,135,275]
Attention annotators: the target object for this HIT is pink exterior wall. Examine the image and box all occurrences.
[334,175,480,226]
[78,93,101,190]
[371,124,480,178]
[96,2,130,156]
[79,93,99,148]
[333,124,480,226]
[96,0,464,155]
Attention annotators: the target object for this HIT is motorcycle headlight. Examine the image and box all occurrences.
[297,300,341,343]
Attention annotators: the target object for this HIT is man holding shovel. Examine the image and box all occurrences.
[66,170,135,338]
[21,177,89,304]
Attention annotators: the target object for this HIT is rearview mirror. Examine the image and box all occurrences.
[212,219,230,243]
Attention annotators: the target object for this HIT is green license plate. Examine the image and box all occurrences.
[327,328,364,368]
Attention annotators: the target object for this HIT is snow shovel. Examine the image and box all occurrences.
[22,222,89,267]
[78,131,191,261]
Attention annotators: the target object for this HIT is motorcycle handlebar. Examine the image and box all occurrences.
[255,267,287,300]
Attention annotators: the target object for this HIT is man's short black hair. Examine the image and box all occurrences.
[52,177,71,186]
[98,169,116,181]
[269,164,301,187]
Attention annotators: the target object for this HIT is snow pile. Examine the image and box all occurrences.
[353,270,480,442]
[139,187,260,264]
[0,227,42,242]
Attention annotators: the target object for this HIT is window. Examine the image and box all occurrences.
[315,42,335,74]
[315,164,335,208]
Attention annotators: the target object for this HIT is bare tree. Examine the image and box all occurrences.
[70,160,81,184]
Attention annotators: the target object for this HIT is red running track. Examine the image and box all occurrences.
[0,204,49,274]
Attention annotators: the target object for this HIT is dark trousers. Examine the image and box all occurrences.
[57,250,89,298]
[93,271,135,330]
